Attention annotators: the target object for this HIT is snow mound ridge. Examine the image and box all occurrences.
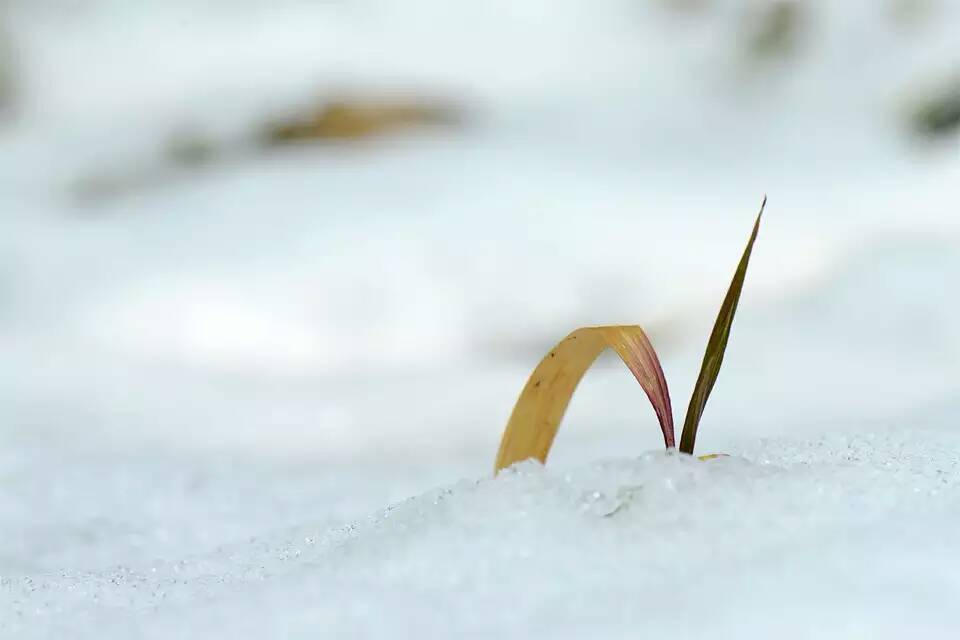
[4,432,960,639]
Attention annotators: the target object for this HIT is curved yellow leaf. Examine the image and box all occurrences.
[494,325,674,473]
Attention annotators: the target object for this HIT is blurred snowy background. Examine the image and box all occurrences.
[1,0,959,636]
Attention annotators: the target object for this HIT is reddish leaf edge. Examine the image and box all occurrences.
[616,327,676,448]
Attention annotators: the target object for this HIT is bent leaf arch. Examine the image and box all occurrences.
[494,325,674,473]
[493,197,765,473]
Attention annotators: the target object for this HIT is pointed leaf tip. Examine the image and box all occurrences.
[679,198,764,454]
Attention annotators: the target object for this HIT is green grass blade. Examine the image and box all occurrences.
[679,197,765,454]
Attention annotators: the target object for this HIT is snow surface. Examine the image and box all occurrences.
[4,428,960,638]
[1,0,960,636]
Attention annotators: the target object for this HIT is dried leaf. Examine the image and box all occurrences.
[697,453,728,461]
[263,99,459,145]
[495,325,674,473]
[679,197,765,454]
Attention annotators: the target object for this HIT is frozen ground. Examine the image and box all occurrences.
[1,0,959,637]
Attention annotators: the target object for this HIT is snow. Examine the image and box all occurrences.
[1,0,960,636]
[4,429,960,638]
